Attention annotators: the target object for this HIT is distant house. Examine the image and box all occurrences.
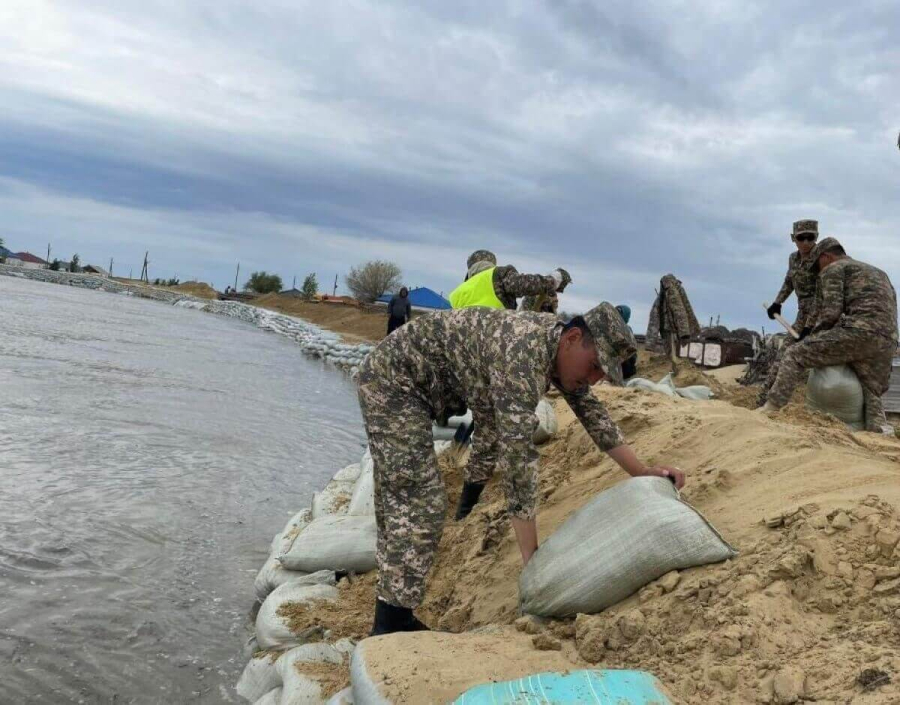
[279,287,305,298]
[7,252,49,270]
[83,264,110,277]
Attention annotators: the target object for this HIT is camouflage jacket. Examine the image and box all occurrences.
[813,258,898,341]
[774,251,819,329]
[493,265,558,310]
[364,308,625,520]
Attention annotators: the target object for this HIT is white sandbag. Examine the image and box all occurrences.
[519,476,736,617]
[255,556,309,603]
[626,377,677,397]
[333,463,362,484]
[256,583,339,650]
[312,480,355,519]
[431,425,459,441]
[278,644,344,705]
[252,688,282,705]
[326,688,354,705]
[806,364,864,430]
[280,516,377,573]
[444,411,473,428]
[272,509,313,557]
[532,398,558,445]
[237,655,281,703]
[675,385,714,400]
[347,468,375,517]
[256,564,338,603]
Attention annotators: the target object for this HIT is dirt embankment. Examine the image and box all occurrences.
[252,294,390,343]
[282,366,900,703]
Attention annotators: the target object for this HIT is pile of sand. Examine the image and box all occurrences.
[171,281,219,299]
[253,294,388,343]
[271,382,900,703]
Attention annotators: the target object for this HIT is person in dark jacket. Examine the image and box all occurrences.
[386,288,412,335]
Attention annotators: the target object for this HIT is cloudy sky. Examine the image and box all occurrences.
[1,0,898,330]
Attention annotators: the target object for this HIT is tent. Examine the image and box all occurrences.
[378,287,451,311]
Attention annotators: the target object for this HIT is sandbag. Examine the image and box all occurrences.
[806,364,864,430]
[312,479,355,519]
[237,655,281,703]
[252,688,282,705]
[255,556,309,603]
[271,509,313,557]
[519,477,736,617]
[326,688,354,705]
[676,385,714,401]
[278,644,344,705]
[347,467,375,517]
[451,669,672,704]
[279,515,377,574]
[333,463,362,484]
[532,398,558,445]
[256,583,339,650]
[626,377,677,397]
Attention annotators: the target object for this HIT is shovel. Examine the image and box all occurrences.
[763,302,800,340]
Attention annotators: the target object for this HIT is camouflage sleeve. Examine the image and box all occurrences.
[561,387,625,451]
[488,364,543,521]
[494,265,558,299]
[774,261,795,305]
[812,266,844,333]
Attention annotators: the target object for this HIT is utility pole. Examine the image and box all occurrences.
[140,251,149,283]
[129,268,133,279]
[234,263,240,291]
[333,274,338,297]
[47,243,51,264]
[109,257,114,277]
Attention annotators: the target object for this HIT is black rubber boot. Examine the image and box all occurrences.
[454,481,486,521]
[370,599,430,637]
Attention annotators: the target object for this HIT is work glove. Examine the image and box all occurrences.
[550,268,572,293]
[798,327,812,341]
[766,302,782,320]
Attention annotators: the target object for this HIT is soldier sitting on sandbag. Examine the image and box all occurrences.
[357,304,687,636]
[760,237,898,433]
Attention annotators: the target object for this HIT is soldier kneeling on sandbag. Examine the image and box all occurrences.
[357,304,687,636]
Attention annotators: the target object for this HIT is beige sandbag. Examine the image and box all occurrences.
[806,364,864,430]
[279,516,377,574]
[255,583,338,650]
[277,644,344,705]
[519,476,736,617]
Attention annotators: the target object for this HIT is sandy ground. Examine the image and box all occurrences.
[278,367,900,703]
[252,294,391,343]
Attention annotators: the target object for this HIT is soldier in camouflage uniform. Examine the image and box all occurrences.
[762,237,898,432]
[645,274,700,353]
[358,304,687,635]
[757,220,821,406]
[449,249,572,311]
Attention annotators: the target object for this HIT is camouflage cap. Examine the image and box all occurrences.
[792,220,818,238]
[467,250,497,269]
[810,236,844,271]
[582,302,637,387]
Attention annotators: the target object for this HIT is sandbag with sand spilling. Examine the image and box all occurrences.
[519,476,736,617]
[256,582,339,650]
[806,364,864,430]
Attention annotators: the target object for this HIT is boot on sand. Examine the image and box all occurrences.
[369,599,430,637]
[454,481,486,520]
[756,401,778,415]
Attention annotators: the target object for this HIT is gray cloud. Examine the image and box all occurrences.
[1,0,898,332]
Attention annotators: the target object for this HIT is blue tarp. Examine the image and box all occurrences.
[453,669,672,704]
[378,287,451,310]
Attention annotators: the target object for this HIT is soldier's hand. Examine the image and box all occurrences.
[798,327,812,341]
[766,302,781,320]
[642,465,686,490]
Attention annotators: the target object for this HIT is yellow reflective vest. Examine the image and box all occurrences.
[448,267,505,309]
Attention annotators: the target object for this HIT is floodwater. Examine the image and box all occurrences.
[0,276,366,703]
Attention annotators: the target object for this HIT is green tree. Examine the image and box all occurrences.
[301,273,318,301]
[70,254,81,273]
[245,271,283,294]
[49,259,62,271]
[345,260,402,303]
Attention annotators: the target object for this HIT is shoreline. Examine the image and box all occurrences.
[0,265,375,374]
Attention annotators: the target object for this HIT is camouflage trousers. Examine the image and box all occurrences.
[758,335,799,406]
[768,327,896,431]
[357,363,447,609]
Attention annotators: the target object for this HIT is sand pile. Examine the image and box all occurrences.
[262,381,900,703]
[171,281,219,299]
